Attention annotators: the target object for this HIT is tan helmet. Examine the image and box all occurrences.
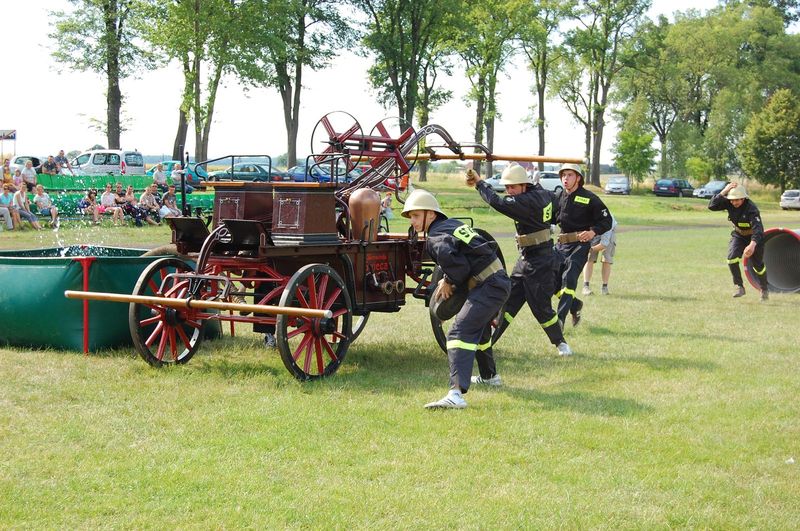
[499,164,529,186]
[558,163,585,179]
[727,185,748,200]
[401,189,444,218]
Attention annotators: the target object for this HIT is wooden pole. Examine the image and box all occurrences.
[408,153,584,164]
[64,290,333,319]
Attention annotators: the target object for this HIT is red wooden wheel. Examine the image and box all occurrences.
[129,258,204,367]
[276,264,353,380]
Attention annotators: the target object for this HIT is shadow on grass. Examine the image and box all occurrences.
[616,293,698,303]
[503,387,653,417]
[586,325,739,343]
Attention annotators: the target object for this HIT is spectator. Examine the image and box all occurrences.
[42,155,58,176]
[159,184,182,218]
[139,183,162,224]
[21,160,37,192]
[582,214,617,296]
[100,183,125,226]
[77,190,101,224]
[171,163,194,193]
[54,149,74,175]
[122,184,155,226]
[380,191,394,219]
[11,169,23,192]
[13,185,43,230]
[152,163,168,192]
[33,184,60,228]
[0,184,18,230]
[2,159,11,184]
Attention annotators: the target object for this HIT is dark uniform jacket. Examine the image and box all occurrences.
[476,180,555,253]
[708,194,765,244]
[556,185,612,235]
[426,217,499,287]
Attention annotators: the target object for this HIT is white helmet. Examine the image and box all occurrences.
[499,164,529,186]
[558,163,585,179]
[401,189,444,218]
[727,185,748,200]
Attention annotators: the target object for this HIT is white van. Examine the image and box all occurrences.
[70,149,145,176]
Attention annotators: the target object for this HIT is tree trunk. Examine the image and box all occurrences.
[172,59,192,160]
[536,48,548,171]
[199,61,224,162]
[192,53,202,162]
[473,74,486,176]
[104,3,122,149]
[417,105,430,182]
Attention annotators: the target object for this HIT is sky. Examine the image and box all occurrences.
[2,0,722,165]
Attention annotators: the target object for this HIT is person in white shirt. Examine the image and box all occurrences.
[171,163,194,193]
[13,186,43,229]
[152,163,168,192]
[20,160,37,192]
[159,184,182,218]
[100,183,125,225]
[33,184,60,227]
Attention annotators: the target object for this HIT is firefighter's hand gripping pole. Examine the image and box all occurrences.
[64,291,333,319]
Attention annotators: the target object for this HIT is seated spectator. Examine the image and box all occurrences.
[159,183,182,218]
[54,149,74,175]
[100,183,125,226]
[139,183,162,224]
[42,155,58,176]
[171,163,194,193]
[152,163,168,192]
[0,184,18,230]
[121,184,153,227]
[2,159,11,186]
[77,189,101,224]
[21,160,37,192]
[12,185,43,230]
[10,169,23,193]
[33,184,60,228]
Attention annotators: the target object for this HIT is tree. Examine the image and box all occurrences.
[451,0,518,174]
[612,96,656,184]
[237,0,353,167]
[739,88,800,191]
[143,0,243,161]
[551,47,593,164]
[50,0,157,149]
[518,0,572,170]
[415,44,454,182]
[565,0,650,187]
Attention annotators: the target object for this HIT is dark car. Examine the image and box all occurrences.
[653,178,693,197]
[287,162,334,183]
[693,180,729,199]
[207,163,288,182]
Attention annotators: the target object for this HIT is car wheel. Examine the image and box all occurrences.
[677,190,683,197]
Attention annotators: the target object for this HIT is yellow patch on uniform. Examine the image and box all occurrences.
[453,224,477,244]
[543,202,553,222]
[574,195,590,205]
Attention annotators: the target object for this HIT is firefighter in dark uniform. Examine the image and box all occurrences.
[708,182,769,301]
[555,163,613,327]
[465,164,572,357]
[402,189,511,410]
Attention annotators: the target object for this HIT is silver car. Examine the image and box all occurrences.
[604,176,631,195]
[780,189,800,210]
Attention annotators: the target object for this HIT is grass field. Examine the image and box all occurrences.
[1,182,799,528]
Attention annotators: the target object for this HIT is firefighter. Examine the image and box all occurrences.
[402,189,511,409]
[466,164,572,357]
[708,183,768,301]
[554,163,613,327]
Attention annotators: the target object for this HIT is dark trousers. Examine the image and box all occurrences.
[447,272,510,393]
[555,241,589,323]
[492,245,564,347]
[727,233,767,290]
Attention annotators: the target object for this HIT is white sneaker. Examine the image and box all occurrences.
[601,286,609,295]
[557,342,573,356]
[424,390,467,410]
[470,374,502,386]
[582,285,593,296]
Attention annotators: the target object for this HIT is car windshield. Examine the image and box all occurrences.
[124,153,144,166]
[784,190,800,197]
[609,177,627,184]
[707,180,726,188]
[656,179,671,185]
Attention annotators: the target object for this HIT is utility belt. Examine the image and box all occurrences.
[557,231,583,244]
[734,227,754,236]
[516,228,552,248]
[467,258,504,290]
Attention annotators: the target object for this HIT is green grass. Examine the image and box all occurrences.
[1,182,799,527]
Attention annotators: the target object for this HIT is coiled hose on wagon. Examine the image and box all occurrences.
[744,228,800,293]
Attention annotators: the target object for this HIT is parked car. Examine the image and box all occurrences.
[604,175,631,195]
[533,170,563,194]
[653,178,693,197]
[287,162,334,182]
[207,163,288,182]
[8,155,44,174]
[147,160,208,187]
[693,179,729,199]
[485,173,506,192]
[70,149,146,176]
[780,189,800,210]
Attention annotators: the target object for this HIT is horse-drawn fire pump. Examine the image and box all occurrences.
[66,112,581,380]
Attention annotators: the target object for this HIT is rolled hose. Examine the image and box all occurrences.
[744,228,800,293]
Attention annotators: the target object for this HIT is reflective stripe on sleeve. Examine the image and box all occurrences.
[540,314,559,328]
[446,339,478,351]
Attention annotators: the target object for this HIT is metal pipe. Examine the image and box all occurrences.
[744,228,800,293]
[64,290,333,318]
[409,153,584,164]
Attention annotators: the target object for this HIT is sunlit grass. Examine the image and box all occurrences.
[1,181,799,527]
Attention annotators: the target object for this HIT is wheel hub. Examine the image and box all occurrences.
[313,317,336,336]
[164,308,184,327]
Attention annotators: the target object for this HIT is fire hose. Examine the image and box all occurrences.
[744,228,800,293]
